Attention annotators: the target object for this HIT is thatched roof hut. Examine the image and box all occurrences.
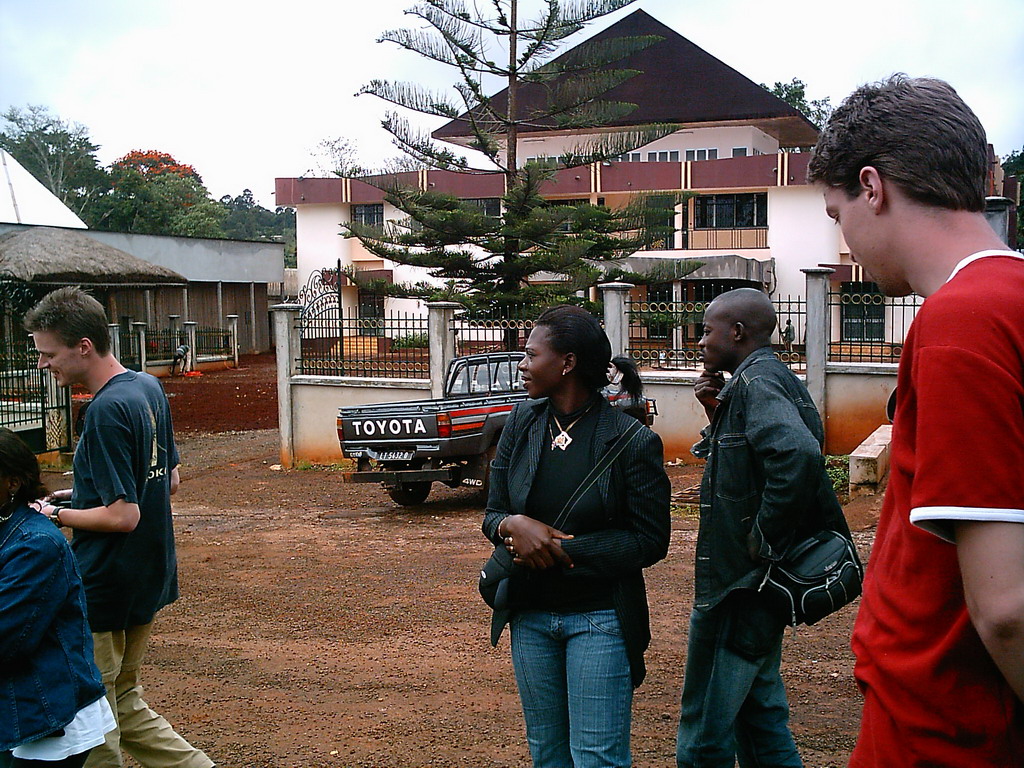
[0,227,186,285]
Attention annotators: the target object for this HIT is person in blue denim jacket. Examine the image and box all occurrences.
[675,289,850,768]
[0,428,114,767]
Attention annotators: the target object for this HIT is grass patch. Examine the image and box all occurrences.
[825,455,850,493]
[294,459,355,472]
[826,455,850,504]
[671,503,700,520]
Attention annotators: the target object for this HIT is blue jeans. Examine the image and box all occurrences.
[676,591,802,768]
[510,609,633,768]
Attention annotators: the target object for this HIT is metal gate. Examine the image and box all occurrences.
[0,314,72,454]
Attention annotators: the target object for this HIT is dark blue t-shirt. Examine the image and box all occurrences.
[71,371,180,631]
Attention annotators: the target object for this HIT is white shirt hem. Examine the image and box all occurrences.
[910,505,1024,543]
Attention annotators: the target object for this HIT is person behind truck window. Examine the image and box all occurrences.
[1,427,115,767]
[482,305,671,768]
[604,355,648,425]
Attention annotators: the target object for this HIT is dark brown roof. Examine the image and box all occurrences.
[0,227,187,285]
[433,9,818,148]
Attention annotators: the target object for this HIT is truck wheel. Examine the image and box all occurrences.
[388,482,431,506]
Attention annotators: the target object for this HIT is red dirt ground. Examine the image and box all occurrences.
[48,354,873,767]
[162,354,279,434]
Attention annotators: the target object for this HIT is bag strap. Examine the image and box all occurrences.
[551,419,644,531]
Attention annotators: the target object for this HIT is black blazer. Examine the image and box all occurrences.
[483,396,671,687]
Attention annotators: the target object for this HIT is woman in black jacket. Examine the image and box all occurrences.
[483,306,671,768]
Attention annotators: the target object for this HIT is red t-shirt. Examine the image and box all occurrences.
[850,253,1024,767]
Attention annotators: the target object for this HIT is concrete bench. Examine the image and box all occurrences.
[849,424,892,499]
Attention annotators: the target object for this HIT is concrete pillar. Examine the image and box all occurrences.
[168,315,181,344]
[183,322,198,372]
[984,196,1013,244]
[802,267,834,421]
[272,304,302,467]
[108,323,122,360]
[599,282,635,358]
[249,281,258,353]
[427,302,462,399]
[132,322,148,373]
[227,314,240,368]
[216,281,224,327]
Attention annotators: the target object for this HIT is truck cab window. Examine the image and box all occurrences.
[449,364,470,395]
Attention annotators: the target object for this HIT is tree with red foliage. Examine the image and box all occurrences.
[94,149,223,237]
[112,150,202,182]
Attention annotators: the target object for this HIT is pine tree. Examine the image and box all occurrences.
[347,0,699,311]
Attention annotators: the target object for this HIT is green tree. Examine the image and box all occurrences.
[0,105,111,217]
[1001,148,1023,245]
[220,189,297,266]
[347,0,695,311]
[761,78,833,131]
[91,150,225,238]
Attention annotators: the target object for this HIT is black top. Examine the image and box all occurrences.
[72,371,180,631]
[484,397,672,687]
[522,399,614,612]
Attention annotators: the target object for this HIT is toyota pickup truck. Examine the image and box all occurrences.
[338,352,526,504]
[337,352,656,505]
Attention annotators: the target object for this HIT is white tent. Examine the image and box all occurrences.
[0,149,87,228]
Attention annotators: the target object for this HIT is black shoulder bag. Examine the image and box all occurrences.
[760,529,863,626]
[479,419,644,611]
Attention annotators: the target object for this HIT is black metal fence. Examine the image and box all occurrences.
[827,285,922,363]
[196,326,232,357]
[626,295,808,372]
[0,321,71,454]
[147,328,187,361]
[773,294,807,371]
[626,299,706,369]
[119,324,231,370]
[452,306,538,357]
[118,327,143,371]
[296,307,430,378]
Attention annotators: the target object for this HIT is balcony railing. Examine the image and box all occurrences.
[641,226,769,251]
[685,227,767,250]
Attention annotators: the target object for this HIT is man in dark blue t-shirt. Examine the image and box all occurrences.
[26,287,213,768]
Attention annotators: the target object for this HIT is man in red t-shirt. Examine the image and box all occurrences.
[808,76,1024,766]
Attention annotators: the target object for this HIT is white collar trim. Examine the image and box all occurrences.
[946,249,1024,283]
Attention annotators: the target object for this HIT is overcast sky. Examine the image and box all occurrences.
[2,0,1021,209]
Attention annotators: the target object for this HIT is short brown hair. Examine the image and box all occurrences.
[807,75,988,212]
[24,286,111,355]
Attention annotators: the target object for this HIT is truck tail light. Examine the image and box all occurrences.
[437,412,452,439]
[337,416,344,443]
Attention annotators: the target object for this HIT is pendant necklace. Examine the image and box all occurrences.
[548,404,593,451]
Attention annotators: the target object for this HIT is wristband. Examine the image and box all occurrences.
[49,506,64,528]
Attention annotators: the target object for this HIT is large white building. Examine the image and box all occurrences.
[276,9,1012,341]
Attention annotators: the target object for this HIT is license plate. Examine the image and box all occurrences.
[371,450,415,462]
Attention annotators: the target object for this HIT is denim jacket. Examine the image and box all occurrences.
[691,347,850,610]
[0,505,106,751]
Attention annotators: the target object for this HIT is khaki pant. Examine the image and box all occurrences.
[86,623,213,768]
